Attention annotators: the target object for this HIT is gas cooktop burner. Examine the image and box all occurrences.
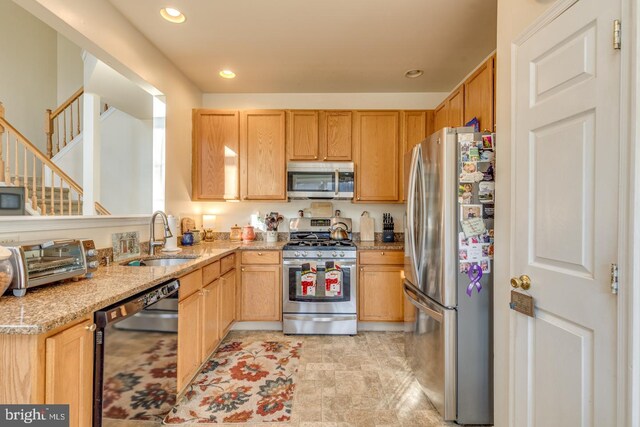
[285,240,356,248]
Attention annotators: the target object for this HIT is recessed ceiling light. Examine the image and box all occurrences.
[160,7,186,23]
[405,69,424,78]
[219,70,236,79]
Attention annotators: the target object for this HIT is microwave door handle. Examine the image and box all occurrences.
[335,169,339,196]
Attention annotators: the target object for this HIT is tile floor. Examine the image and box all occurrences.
[103,331,453,427]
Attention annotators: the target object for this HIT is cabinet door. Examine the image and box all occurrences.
[353,111,400,202]
[464,56,495,132]
[448,86,465,127]
[178,291,202,390]
[240,110,286,200]
[400,111,428,201]
[358,266,404,322]
[320,111,352,161]
[287,110,319,160]
[202,279,220,359]
[240,265,281,321]
[192,110,239,200]
[433,102,448,132]
[45,319,94,427]
[219,270,237,334]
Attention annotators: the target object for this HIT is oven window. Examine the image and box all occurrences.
[287,172,336,193]
[288,262,351,302]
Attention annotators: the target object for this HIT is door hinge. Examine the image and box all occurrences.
[614,19,622,50]
[610,264,619,295]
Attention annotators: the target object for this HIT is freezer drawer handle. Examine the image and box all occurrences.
[403,286,443,322]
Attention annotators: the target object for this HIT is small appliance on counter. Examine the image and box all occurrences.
[5,239,98,297]
[242,224,256,242]
[230,224,242,241]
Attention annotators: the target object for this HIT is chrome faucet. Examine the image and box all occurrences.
[149,210,173,255]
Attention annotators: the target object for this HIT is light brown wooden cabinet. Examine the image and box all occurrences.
[238,250,281,321]
[202,278,221,359]
[400,111,433,201]
[464,56,495,132]
[358,250,405,322]
[287,110,319,160]
[45,319,94,427]
[178,287,203,390]
[433,102,448,133]
[320,110,352,161]
[192,110,240,200]
[448,86,465,127]
[240,110,287,200]
[353,111,401,202]
[220,269,237,332]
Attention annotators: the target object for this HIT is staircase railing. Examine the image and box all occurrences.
[45,87,83,158]
[0,103,109,216]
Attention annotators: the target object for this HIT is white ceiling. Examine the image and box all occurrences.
[108,0,497,93]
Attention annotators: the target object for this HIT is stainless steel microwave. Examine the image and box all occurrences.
[0,187,25,215]
[287,162,354,200]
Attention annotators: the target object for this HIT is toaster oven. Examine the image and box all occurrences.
[5,239,98,297]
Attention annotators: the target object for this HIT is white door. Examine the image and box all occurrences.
[512,0,621,425]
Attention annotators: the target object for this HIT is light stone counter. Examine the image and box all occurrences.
[0,241,285,335]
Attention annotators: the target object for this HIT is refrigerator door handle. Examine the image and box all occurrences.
[406,146,421,285]
[403,282,443,322]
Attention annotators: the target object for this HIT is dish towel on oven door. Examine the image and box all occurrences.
[301,262,317,296]
[325,261,342,297]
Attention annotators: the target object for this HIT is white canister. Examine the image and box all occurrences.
[266,230,278,243]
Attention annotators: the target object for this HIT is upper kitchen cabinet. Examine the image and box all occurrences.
[287,110,319,160]
[400,111,433,201]
[320,111,352,161]
[433,102,448,133]
[464,55,495,132]
[448,86,465,127]
[353,111,400,202]
[240,110,287,200]
[192,110,240,201]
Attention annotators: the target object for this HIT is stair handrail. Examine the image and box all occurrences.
[45,87,84,158]
[0,106,109,215]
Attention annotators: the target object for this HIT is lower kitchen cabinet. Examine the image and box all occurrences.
[358,250,405,322]
[178,289,203,390]
[202,278,221,359]
[45,318,94,427]
[220,269,237,333]
[240,265,281,321]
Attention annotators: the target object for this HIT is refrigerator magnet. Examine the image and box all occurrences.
[460,204,482,220]
[483,204,495,219]
[467,243,483,261]
[458,184,473,204]
[482,243,494,259]
[459,261,472,274]
[459,248,469,261]
[461,217,487,238]
[480,150,494,162]
[480,260,491,273]
[482,134,494,149]
[458,133,474,142]
[460,162,484,182]
[478,182,495,204]
[469,145,480,162]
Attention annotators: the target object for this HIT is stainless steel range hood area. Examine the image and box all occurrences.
[287,162,355,200]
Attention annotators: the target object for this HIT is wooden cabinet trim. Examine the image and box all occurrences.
[319,110,353,161]
[358,265,404,322]
[359,250,404,265]
[287,110,319,160]
[241,250,281,265]
[178,269,203,301]
[221,253,236,274]
[239,265,281,321]
[202,260,221,286]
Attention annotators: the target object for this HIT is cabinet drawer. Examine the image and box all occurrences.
[179,269,202,301]
[359,250,404,265]
[202,261,220,285]
[221,253,236,273]
[241,250,280,265]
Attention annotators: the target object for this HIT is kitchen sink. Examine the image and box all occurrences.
[122,255,199,267]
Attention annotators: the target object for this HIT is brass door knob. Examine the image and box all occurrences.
[85,323,97,332]
[510,275,531,290]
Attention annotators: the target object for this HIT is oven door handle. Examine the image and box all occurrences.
[283,314,357,322]
[283,260,356,266]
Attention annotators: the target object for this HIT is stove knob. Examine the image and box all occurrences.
[339,252,345,257]
[294,251,301,257]
[302,251,308,257]
[316,252,322,258]
[332,251,338,257]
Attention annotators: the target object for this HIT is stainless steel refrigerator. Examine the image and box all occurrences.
[404,127,494,425]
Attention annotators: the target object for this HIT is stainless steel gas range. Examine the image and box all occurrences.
[282,217,357,335]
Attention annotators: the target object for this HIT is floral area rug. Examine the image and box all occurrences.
[103,337,178,422]
[164,340,302,424]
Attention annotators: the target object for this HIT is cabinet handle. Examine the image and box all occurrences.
[85,323,97,332]
[203,289,211,294]
[241,268,246,272]
[381,252,385,255]
[324,156,327,160]
[314,156,318,159]
[360,267,364,272]
[258,252,263,256]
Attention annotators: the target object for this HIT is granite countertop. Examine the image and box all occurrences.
[0,241,285,335]
[354,241,405,251]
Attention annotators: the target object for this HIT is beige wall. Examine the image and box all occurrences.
[0,0,57,152]
[494,0,555,425]
[56,33,83,105]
